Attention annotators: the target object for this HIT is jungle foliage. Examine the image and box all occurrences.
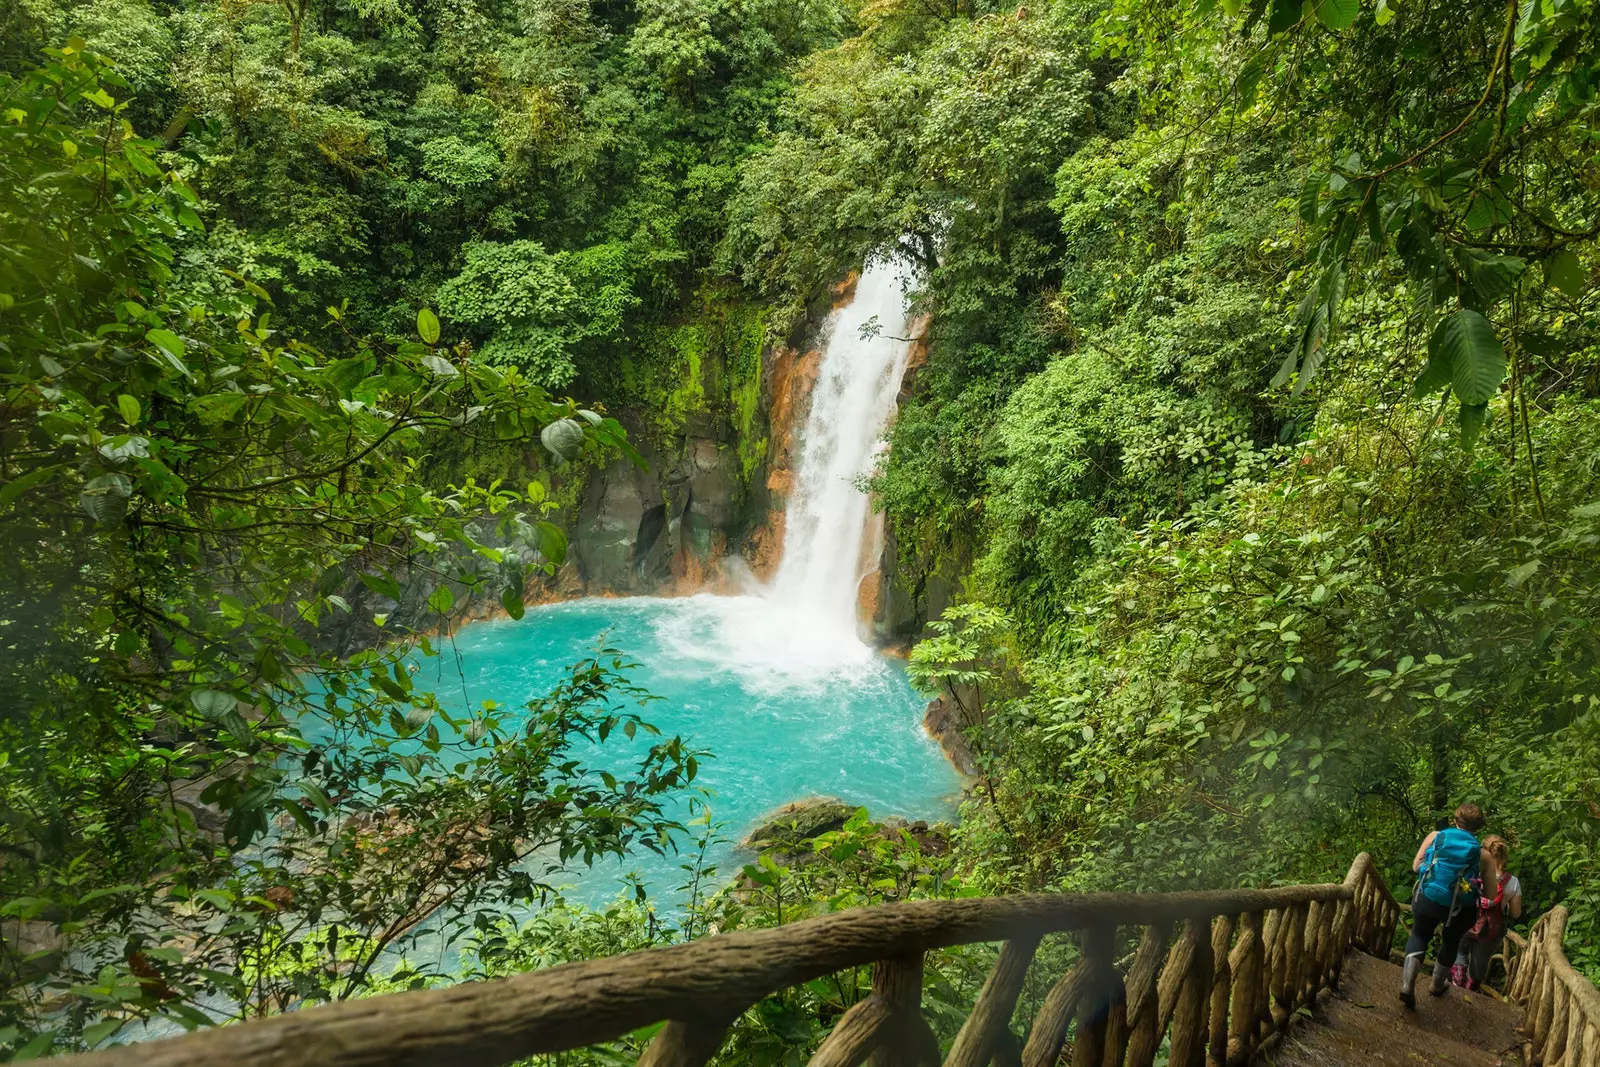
[3,0,1600,1060]
[743,0,1600,984]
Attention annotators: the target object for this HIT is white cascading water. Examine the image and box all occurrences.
[769,260,915,625]
[651,258,917,687]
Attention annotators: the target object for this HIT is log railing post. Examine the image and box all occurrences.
[944,936,1041,1067]
[808,996,893,1067]
[1069,927,1120,1067]
[637,1014,736,1067]
[1205,916,1235,1067]
[1226,911,1264,1066]
[1326,897,1351,989]
[51,865,1395,1067]
[1022,938,1096,1067]
[1121,923,1172,1067]
[1505,907,1600,1067]
[1271,902,1306,1026]
[1167,919,1214,1067]
[1300,900,1324,1010]
[871,954,938,1067]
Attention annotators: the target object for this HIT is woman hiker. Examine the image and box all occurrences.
[1399,802,1499,1007]
[1452,834,1523,990]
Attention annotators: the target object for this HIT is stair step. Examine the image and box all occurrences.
[1260,953,1523,1067]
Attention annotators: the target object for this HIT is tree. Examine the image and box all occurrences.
[0,44,696,1055]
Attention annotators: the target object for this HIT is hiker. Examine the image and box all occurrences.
[1399,802,1499,1007]
[1451,834,1523,990]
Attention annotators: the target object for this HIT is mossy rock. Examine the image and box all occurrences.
[745,797,858,852]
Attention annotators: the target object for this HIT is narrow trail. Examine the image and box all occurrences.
[1264,953,1523,1067]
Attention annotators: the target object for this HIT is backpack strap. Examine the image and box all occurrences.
[1486,873,1507,907]
[1419,834,1441,882]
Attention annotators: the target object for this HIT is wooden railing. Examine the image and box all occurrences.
[1507,906,1600,1066]
[65,854,1400,1067]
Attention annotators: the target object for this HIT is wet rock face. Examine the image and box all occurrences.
[922,694,979,778]
[566,433,755,596]
[561,290,845,598]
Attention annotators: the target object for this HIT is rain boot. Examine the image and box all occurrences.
[1398,952,1422,1008]
[1430,959,1450,996]
[1451,962,1468,988]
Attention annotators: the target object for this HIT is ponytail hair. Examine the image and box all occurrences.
[1482,834,1510,864]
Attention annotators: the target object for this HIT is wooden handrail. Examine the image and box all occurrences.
[61,854,1402,1067]
[1506,905,1600,1066]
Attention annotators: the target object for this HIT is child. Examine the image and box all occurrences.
[1452,834,1523,990]
[1400,802,1499,1007]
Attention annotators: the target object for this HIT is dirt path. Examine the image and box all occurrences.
[1260,952,1523,1067]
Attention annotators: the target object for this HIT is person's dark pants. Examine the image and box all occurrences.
[1405,894,1474,963]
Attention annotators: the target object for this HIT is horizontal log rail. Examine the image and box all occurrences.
[1507,906,1600,1066]
[61,854,1401,1067]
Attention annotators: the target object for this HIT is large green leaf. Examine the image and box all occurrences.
[146,328,193,379]
[1545,248,1586,298]
[1298,170,1325,223]
[190,690,237,718]
[1310,0,1361,30]
[1456,247,1525,307]
[1434,309,1506,405]
[535,521,569,566]
[1291,265,1346,396]
[500,583,526,620]
[0,464,61,510]
[1459,402,1489,449]
[417,307,441,344]
[1291,302,1330,397]
[1395,219,1442,285]
[79,472,132,525]
[1267,0,1303,33]
[540,417,585,463]
[1411,337,1453,397]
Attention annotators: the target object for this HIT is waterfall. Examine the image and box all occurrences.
[769,261,915,629]
[649,257,916,688]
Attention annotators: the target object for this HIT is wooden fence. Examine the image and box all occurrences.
[1508,906,1600,1067]
[63,854,1401,1067]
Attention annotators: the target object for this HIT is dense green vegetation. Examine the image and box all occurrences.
[2,0,1598,1060]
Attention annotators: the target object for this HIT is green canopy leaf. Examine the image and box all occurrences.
[417,307,441,345]
[1455,248,1525,308]
[1310,0,1361,31]
[1458,402,1489,449]
[1267,0,1303,33]
[1545,248,1585,298]
[535,521,569,566]
[540,417,585,463]
[1433,309,1506,406]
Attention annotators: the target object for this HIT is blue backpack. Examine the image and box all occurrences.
[1416,827,1480,908]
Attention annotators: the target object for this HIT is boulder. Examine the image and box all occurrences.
[744,797,858,852]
